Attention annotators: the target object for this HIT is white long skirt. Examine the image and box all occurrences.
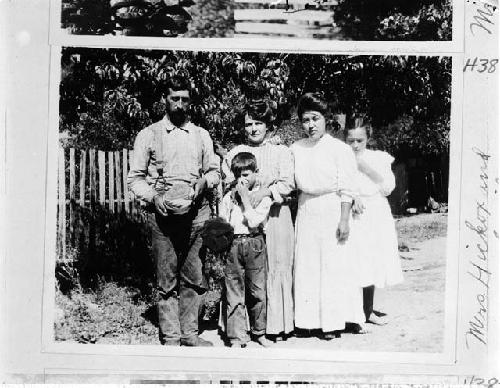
[351,195,404,289]
[294,191,365,331]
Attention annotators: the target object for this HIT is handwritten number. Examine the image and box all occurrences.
[478,59,489,73]
[464,57,478,72]
[489,59,498,73]
[463,58,499,73]
[466,377,499,387]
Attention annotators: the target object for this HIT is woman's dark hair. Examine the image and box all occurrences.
[231,152,258,178]
[237,98,275,128]
[297,92,329,119]
[343,115,373,138]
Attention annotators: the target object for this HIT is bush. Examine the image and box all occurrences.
[334,0,452,41]
[61,0,234,37]
[55,281,158,343]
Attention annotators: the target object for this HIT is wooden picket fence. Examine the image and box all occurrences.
[234,0,341,38]
[57,147,146,263]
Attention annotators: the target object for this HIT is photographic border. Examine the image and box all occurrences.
[41,46,462,374]
[49,0,464,53]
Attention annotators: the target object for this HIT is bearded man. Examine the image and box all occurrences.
[128,75,220,346]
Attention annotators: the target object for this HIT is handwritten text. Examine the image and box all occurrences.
[464,147,491,349]
[470,1,497,35]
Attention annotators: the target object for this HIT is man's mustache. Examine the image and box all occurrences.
[169,107,188,125]
[168,106,187,115]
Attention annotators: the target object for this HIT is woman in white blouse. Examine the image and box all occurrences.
[290,93,365,339]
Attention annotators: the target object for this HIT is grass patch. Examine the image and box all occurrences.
[55,282,158,344]
[395,213,448,244]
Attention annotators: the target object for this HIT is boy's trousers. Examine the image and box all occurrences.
[224,234,267,344]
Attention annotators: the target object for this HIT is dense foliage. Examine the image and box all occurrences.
[60,48,451,158]
[61,0,451,40]
[334,0,452,41]
[61,0,233,37]
[61,0,113,35]
[184,0,234,37]
[58,49,451,322]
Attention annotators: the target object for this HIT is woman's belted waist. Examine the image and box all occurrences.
[299,190,341,200]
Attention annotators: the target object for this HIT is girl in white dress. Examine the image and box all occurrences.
[345,118,404,325]
[291,93,365,339]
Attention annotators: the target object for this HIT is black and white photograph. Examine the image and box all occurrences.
[54,47,451,353]
[58,0,452,40]
[60,0,235,37]
[234,0,452,40]
[3,0,500,383]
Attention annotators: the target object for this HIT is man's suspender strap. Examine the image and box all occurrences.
[152,123,204,178]
[153,125,165,177]
[193,125,203,174]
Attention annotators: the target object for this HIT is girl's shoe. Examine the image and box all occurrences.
[323,330,342,340]
[277,333,289,342]
[366,314,388,326]
[346,323,370,334]
[269,333,289,342]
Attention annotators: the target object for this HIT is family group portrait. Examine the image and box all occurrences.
[54,48,451,352]
[59,0,452,40]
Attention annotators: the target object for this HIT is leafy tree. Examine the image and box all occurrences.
[185,0,233,37]
[60,48,450,158]
[61,0,113,35]
[61,0,233,37]
[60,49,290,149]
[333,0,452,41]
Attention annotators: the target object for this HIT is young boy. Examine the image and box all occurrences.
[220,152,273,348]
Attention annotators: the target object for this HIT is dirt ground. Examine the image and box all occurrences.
[56,213,447,352]
[198,235,446,352]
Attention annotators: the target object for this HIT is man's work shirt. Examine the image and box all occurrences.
[127,116,220,203]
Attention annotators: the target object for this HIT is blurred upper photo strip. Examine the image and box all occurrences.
[61,0,234,37]
[59,0,452,40]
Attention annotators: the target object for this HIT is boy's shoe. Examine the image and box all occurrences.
[253,335,272,347]
[229,341,247,348]
[180,336,213,347]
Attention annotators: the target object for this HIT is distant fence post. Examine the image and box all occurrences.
[98,150,106,207]
[108,151,115,213]
[79,150,86,208]
[128,150,136,218]
[115,151,123,213]
[89,149,96,209]
[122,149,130,214]
[69,148,76,245]
[58,147,66,260]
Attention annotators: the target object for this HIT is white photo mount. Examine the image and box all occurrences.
[2,0,499,383]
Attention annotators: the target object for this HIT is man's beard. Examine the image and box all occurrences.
[169,108,187,127]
